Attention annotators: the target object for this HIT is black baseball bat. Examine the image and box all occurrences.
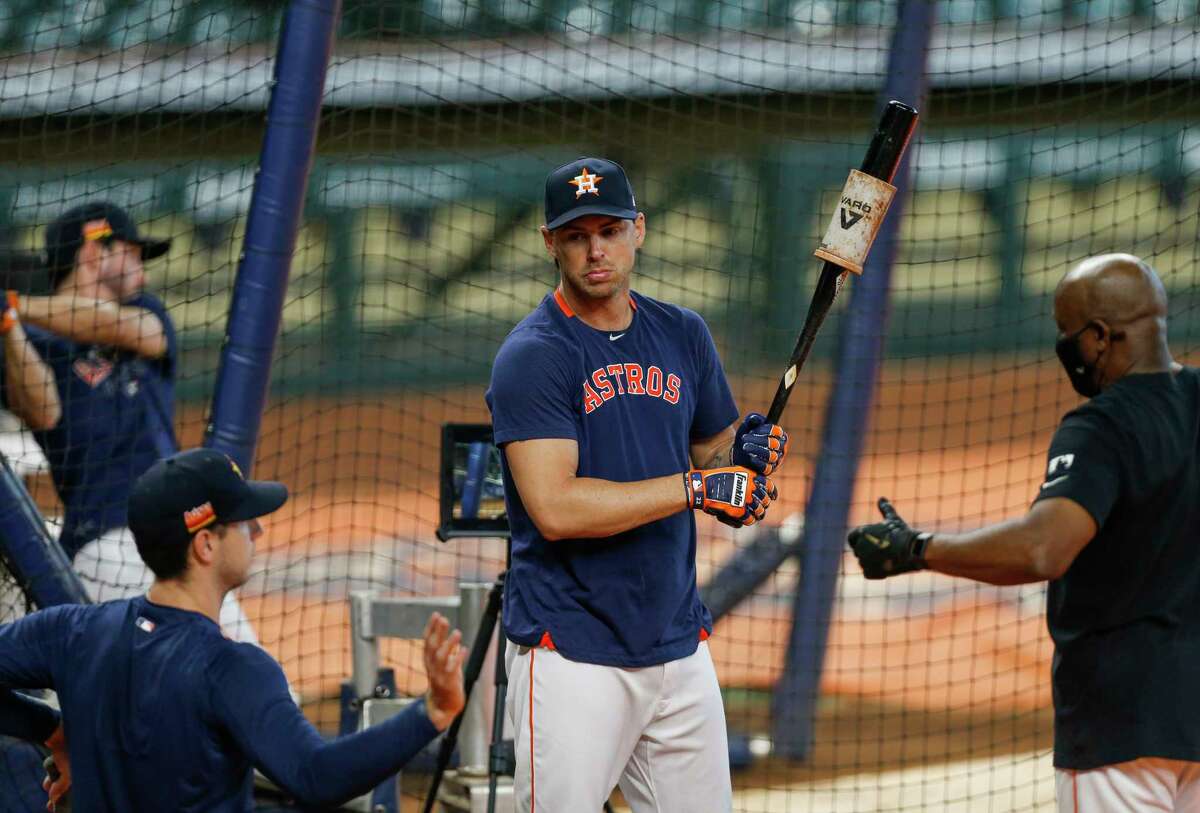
[764,100,919,425]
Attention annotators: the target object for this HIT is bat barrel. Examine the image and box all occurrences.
[762,100,919,427]
[859,100,919,184]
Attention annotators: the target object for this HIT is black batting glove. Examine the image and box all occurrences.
[846,498,931,579]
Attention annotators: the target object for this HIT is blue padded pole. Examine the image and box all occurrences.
[770,0,934,758]
[204,0,340,474]
[0,455,88,607]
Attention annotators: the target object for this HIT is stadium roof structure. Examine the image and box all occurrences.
[0,23,1196,115]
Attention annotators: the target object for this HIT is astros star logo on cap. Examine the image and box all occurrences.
[569,167,603,198]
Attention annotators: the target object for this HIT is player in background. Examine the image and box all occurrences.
[848,254,1200,812]
[0,201,257,644]
[487,157,790,811]
[0,448,466,812]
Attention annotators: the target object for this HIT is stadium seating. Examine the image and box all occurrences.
[0,124,1192,395]
[0,0,1195,53]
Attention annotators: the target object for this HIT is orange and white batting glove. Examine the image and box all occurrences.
[685,466,777,528]
[0,291,18,336]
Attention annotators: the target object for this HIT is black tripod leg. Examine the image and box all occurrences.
[422,577,505,813]
[486,606,509,813]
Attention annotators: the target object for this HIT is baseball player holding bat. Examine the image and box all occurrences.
[486,157,790,811]
[848,254,1200,812]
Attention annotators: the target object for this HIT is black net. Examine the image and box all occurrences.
[1,0,1198,811]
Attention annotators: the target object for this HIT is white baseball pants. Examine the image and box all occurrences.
[1057,758,1200,812]
[505,639,732,813]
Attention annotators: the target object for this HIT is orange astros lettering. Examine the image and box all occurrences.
[583,364,683,414]
[623,363,645,394]
[582,380,604,413]
[646,365,664,397]
[605,363,627,394]
[664,374,681,404]
[592,369,616,401]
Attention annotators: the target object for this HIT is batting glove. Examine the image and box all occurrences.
[684,466,778,527]
[732,412,789,475]
[846,498,931,579]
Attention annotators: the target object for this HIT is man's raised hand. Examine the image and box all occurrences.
[422,612,466,731]
[847,498,931,579]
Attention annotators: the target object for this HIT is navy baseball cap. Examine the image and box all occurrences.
[544,157,638,230]
[128,448,288,550]
[44,201,171,286]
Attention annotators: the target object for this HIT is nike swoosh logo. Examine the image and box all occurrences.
[609,333,625,341]
[1041,475,1070,490]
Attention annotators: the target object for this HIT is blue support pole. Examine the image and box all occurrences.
[0,455,88,608]
[204,0,341,474]
[770,0,935,758]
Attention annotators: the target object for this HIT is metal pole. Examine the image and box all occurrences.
[457,582,492,772]
[349,591,381,701]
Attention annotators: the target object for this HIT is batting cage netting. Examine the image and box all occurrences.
[1,0,1198,811]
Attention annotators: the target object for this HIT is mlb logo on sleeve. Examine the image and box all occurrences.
[1048,454,1075,475]
[1042,453,1075,490]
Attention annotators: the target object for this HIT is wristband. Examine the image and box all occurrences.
[0,290,18,336]
[911,532,932,567]
[683,470,704,509]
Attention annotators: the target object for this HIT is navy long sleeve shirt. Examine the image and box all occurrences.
[0,596,439,811]
[0,687,59,742]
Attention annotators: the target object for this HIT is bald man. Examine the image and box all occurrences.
[847,254,1200,812]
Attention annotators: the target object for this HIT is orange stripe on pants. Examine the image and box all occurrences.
[529,648,536,813]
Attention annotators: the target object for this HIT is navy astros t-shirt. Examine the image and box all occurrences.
[1034,368,1200,770]
[0,293,178,557]
[486,289,738,668]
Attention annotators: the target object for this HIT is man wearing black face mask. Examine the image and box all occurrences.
[847,254,1200,811]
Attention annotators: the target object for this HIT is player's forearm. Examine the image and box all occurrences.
[256,699,438,807]
[3,326,61,430]
[690,424,737,470]
[21,294,166,359]
[530,474,686,540]
[924,517,1055,585]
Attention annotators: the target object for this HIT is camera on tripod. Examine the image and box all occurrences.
[340,424,516,813]
[428,424,515,813]
[437,423,509,542]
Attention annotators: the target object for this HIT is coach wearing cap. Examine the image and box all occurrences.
[0,202,259,642]
[0,447,466,812]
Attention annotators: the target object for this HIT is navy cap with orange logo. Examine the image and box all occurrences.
[44,201,171,287]
[128,448,288,551]
[544,157,638,230]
